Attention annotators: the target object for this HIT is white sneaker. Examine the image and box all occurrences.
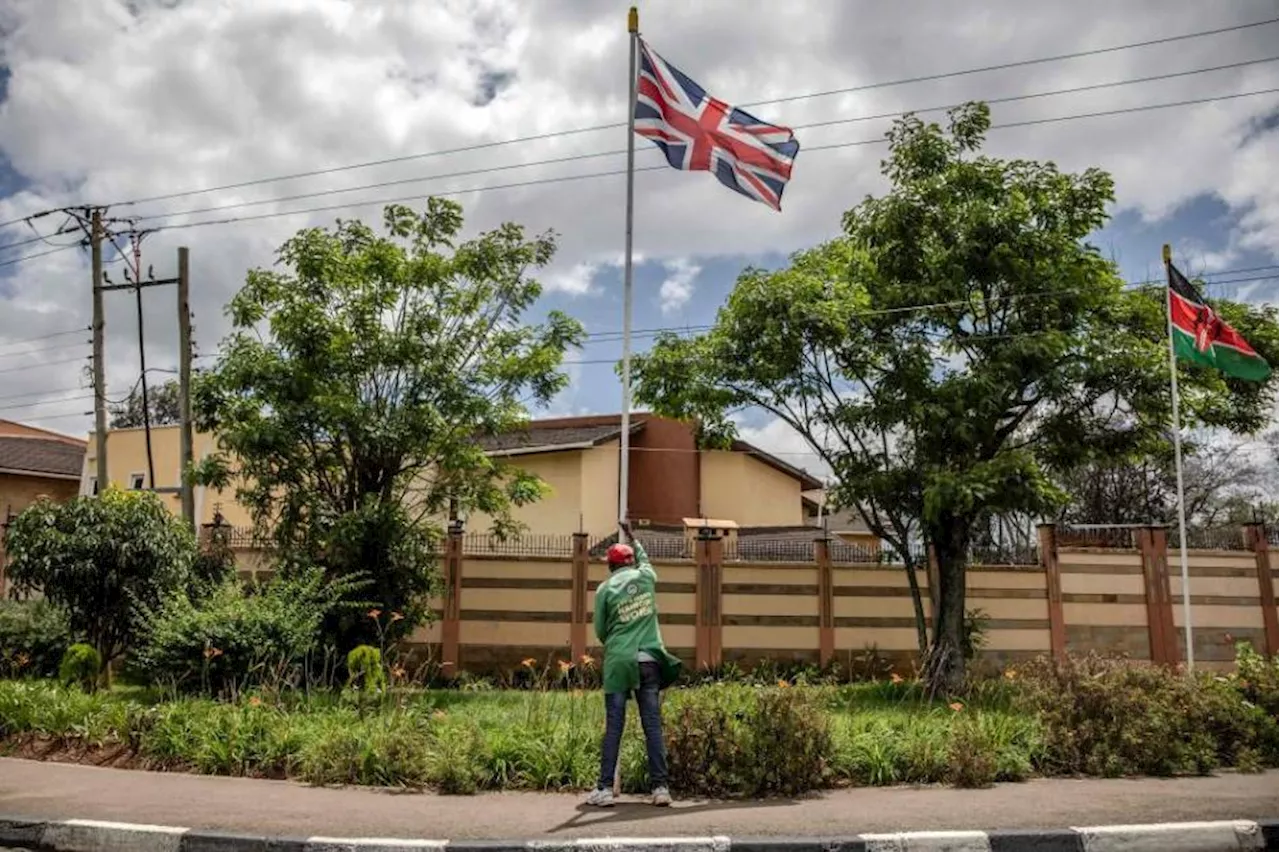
[652,786,671,807]
[585,787,614,807]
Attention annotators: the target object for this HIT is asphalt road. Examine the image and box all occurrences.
[0,758,1275,841]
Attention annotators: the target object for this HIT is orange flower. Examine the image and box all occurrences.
[203,646,223,659]
[777,679,790,689]
[949,701,964,712]
[1003,668,1017,680]
[390,612,405,622]
[558,660,573,674]
[521,657,537,669]
[367,608,382,620]
[580,654,596,668]
[13,653,29,669]
[248,696,262,707]
[390,665,406,680]
[890,673,904,684]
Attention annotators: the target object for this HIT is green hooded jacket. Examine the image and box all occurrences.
[593,539,682,694]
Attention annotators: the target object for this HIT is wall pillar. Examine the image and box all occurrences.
[570,533,589,664]
[695,534,723,670]
[815,538,834,667]
[440,530,464,674]
[1243,523,1278,656]
[1136,526,1178,665]
[1037,524,1066,662]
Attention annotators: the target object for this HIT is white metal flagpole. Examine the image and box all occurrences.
[1163,243,1194,670]
[618,6,639,540]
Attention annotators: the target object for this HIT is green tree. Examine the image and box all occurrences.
[631,103,1277,692]
[193,199,584,650]
[4,488,198,668]
[109,378,181,428]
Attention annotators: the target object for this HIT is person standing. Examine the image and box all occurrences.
[586,521,682,807]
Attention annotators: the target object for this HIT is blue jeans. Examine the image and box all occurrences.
[598,661,667,790]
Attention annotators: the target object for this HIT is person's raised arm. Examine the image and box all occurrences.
[621,521,655,578]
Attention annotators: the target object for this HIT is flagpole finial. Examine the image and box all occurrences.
[1162,243,1171,265]
[628,6,638,33]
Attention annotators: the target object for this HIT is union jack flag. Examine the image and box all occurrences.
[634,39,799,211]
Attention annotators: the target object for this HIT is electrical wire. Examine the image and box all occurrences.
[144,89,1279,235]
[0,340,91,362]
[0,327,90,350]
[110,17,1278,208]
[0,243,81,269]
[129,57,1278,223]
[0,355,87,376]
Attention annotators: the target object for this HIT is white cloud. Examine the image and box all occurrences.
[736,415,832,482]
[544,261,598,295]
[0,0,1275,434]
[658,257,701,314]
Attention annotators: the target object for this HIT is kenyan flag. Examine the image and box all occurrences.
[1167,262,1272,382]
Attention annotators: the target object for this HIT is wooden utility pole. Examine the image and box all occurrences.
[131,235,157,490]
[177,247,195,531]
[90,210,108,491]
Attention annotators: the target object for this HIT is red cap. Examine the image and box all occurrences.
[606,543,635,566]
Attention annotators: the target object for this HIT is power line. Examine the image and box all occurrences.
[145,89,1278,235]
[0,340,89,362]
[0,384,89,405]
[111,18,1278,209]
[0,243,81,269]
[130,57,1278,223]
[0,355,87,377]
[0,393,94,414]
[0,327,90,351]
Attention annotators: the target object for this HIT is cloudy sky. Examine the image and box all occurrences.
[0,0,1276,477]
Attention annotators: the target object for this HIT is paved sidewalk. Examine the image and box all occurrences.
[0,758,1274,841]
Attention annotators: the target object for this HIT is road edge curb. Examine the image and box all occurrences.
[0,816,1274,852]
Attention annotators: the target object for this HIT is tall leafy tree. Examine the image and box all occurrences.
[632,104,1277,691]
[193,200,584,648]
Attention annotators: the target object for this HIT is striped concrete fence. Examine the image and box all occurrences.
[413,523,1278,675]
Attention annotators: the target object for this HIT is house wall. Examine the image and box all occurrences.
[0,472,83,595]
[628,416,699,526]
[88,426,250,527]
[469,450,584,536]
[579,442,620,537]
[700,450,804,527]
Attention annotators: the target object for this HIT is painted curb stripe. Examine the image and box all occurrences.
[985,829,1084,852]
[0,815,1273,852]
[1072,820,1264,852]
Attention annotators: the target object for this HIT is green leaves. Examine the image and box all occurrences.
[632,101,1277,690]
[192,201,583,650]
[4,489,199,664]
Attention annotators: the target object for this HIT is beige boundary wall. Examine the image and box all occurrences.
[385,523,1278,675]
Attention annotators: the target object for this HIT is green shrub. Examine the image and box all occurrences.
[3,489,198,665]
[134,568,347,697]
[58,644,102,691]
[1015,654,1273,777]
[0,599,71,678]
[665,685,830,796]
[346,646,386,694]
[946,717,998,788]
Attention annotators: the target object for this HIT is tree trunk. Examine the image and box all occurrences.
[902,557,929,654]
[922,520,969,696]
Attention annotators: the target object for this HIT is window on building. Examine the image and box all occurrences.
[129,473,145,490]
[88,477,99,496]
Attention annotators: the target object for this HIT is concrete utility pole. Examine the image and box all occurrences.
[90,210,108,492]
[177,246,195,531]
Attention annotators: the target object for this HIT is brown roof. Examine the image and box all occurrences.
[478,413,823,490]
[0,436,86,478]
[478,421,642,454]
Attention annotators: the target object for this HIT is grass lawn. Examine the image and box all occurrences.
[0,679,1039,794]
